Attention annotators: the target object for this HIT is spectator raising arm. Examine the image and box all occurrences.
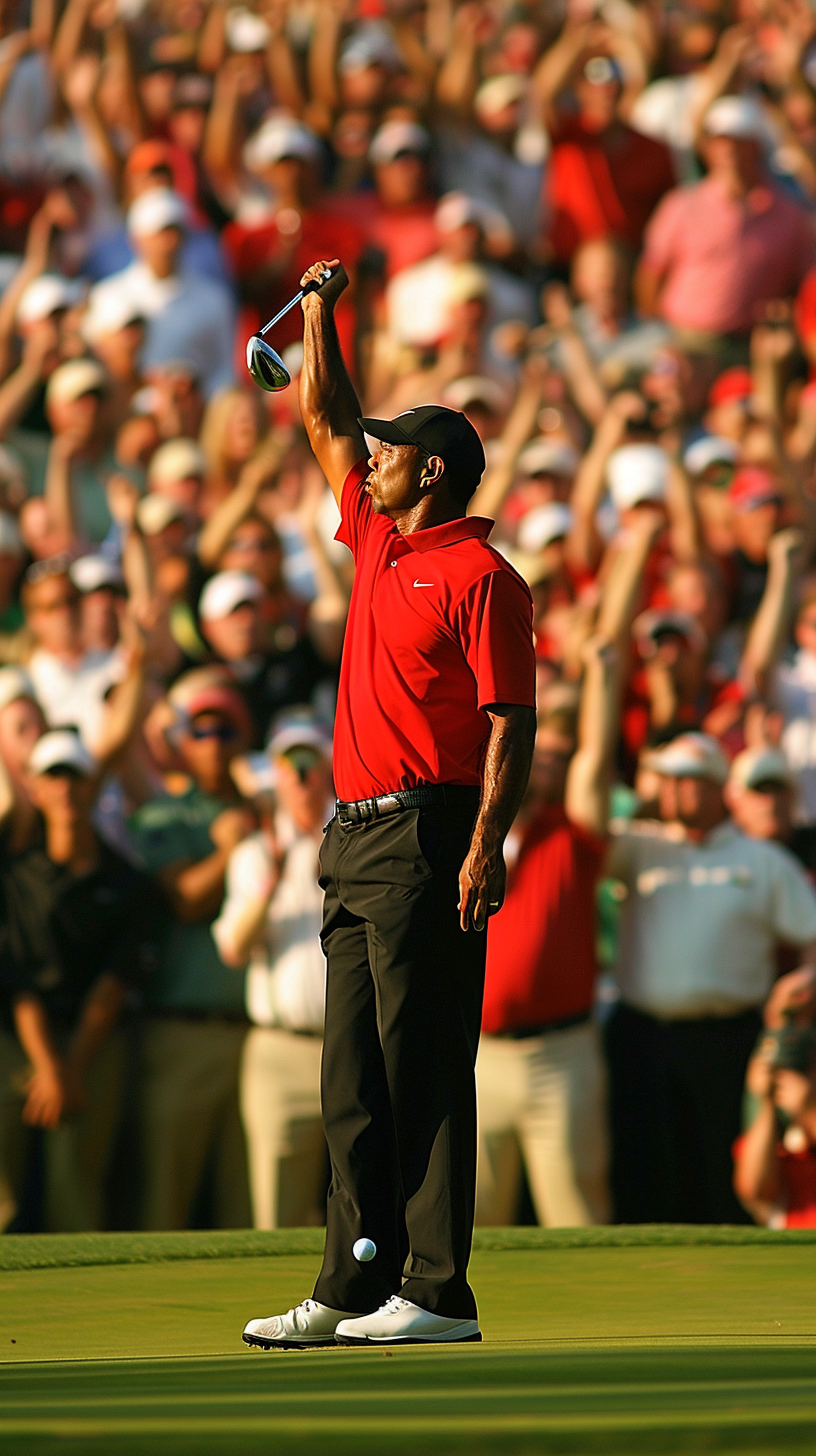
[565,636,619,839]
[468,361,545,520]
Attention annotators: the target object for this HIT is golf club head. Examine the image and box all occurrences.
[246,335,292,392]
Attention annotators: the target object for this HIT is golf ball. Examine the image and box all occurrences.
[353,1237,377,1262]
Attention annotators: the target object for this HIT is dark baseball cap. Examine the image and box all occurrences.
[358,405,486,503]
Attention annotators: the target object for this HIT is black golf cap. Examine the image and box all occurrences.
[358,405,486,502]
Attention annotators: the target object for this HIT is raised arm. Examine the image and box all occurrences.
[198,432,291,569]
[458,703,536,932]
[740,526,803,696]
[565,637,619,839]
[299,258,366,503]
[468,361,545,519]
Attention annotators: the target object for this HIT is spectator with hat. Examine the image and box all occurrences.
[637,97,815,344]
[0,727,154,1231]
[87,190,235,398]
[605,730,816,1223]
[214,710,333,1229]
[128,674,256,1230]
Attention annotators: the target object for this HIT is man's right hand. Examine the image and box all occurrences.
[300,259,348,313]
[22,1062,65,1129]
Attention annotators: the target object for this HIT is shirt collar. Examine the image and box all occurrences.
[402,516,493,553]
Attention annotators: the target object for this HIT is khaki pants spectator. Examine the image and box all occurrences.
[0,1026,125,1232]
[141,1017,251,1230]
[240,1026,326,1229]
[475,1020,610,1227]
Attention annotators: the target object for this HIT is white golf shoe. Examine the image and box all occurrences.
[334,1295,481,1345]
[242,1299,354,1349]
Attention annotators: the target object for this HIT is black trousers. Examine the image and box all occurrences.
[605,1001,761,1225]
[312,800,485,1319]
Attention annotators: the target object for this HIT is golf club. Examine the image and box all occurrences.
[246,267,333,391]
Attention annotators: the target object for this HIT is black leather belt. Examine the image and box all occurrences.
[336,783,480,827]
[503,1011,591,1039]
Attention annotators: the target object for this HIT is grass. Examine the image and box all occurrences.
[0,1230,815,1453]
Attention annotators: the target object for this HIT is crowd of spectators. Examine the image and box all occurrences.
[1,0,816,1235]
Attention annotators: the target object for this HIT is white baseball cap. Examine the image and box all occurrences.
[199,570,263,621]
[136,493,186,536]
[441,375,506,413]
[28,728,96,778]
[369,120,430,164]
[647,732,729,785]
[127,188,188,239]
[82,289,145,345]
[244,118,321,171]
[70,554,125,594]
[45,358,107,409]
[704,95,769,143]
[474,73,527,120]
[340,25,400,72]
[267,709,332,757]
[0,666,38,714]
[17,274,81,326]
[517,439,579,478]
[517,502,573,553]
[147,438,207,489]
[606,443,670,511]
[683,434,739,475]
[225,5,270,51]
[728,746,794,791]
[434,192,513,249]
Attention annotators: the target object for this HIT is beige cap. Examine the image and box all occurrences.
[369,120,430,164]
[475,73,527,120]
[17,274,81,326]
[136,493,186,536]
[199,570,263,621]
[28,728,95,778]
[45,359,107,409]
[127,188,187,239]
[517,439,579,478]
[729,746,794,791]
[646,732,729,786]
[147,438,207,489]
[441,374,506,413]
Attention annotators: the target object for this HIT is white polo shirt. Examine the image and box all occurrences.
[606,819,816,1019]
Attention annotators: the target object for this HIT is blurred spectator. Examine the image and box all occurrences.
[88,190,235,397]
[128,675,255,1230]
[637,98,815,342]
[734,989,816,1227]
[0,729,153,1231]
[606,732,816,1223]
[214,712,332,1228]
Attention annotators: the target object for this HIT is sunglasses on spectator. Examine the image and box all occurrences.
[24,553,74,587]
[188,722,239,743]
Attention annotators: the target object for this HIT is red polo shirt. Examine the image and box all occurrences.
[333,460,535,802]
[482,803,605,1034]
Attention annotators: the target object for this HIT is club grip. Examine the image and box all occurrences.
[301,267,334,298]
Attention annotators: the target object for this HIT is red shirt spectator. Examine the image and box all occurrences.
[547,117,674,263]
[482,803,605,1033]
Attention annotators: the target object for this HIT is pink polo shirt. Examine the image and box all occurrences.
[642,175,815,334]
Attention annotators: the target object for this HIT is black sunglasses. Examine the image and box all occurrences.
[189,723,239,743]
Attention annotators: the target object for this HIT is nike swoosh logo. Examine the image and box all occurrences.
[413,581,434,588]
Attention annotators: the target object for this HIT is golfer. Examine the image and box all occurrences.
[243,259,536,1348]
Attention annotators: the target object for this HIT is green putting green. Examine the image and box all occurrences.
[0,1229,815,1454]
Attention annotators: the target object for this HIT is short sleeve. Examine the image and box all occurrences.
[334,459,374,562]
[211,835,273,964]
[767,843,816,945]
[455,567,535,709]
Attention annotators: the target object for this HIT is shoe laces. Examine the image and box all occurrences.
[382,1296,411,1317]
[290,1299,319,1332]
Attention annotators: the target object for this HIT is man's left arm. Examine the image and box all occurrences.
[459,703,536,932]
[63,973,127,1113]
